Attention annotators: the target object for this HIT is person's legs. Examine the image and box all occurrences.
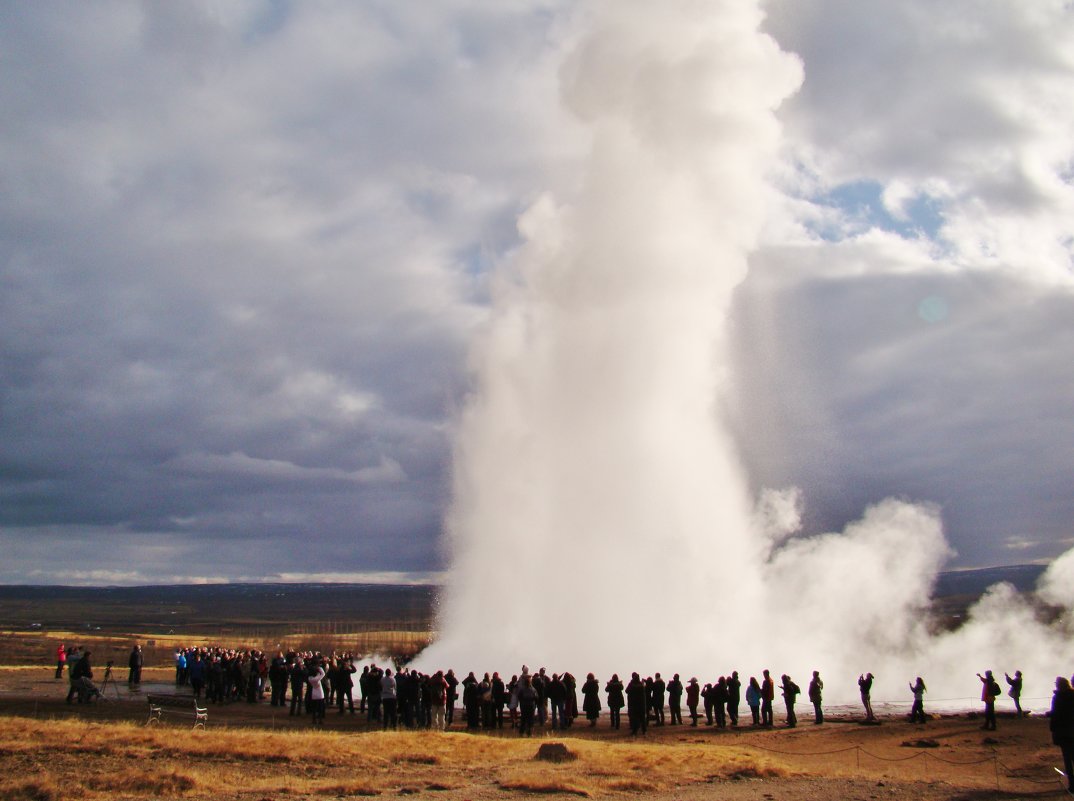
[1061,744,1074,791]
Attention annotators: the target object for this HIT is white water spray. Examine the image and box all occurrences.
[420,0,1074,709]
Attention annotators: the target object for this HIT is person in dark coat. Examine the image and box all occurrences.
[492,672,507,728]
[605,673,625,729]
[269,652,289,708]
[547,674,567,730]
[808,671,823,724]
[581,673,601,726]
[761,670,775,726]
[66,651,95,704]
[462,671,480,730]
[685,677,700,726]
[858,672,876,722]
[726,671,741,726]
[713,677,728,728]
[563,672,578,726]
[445,669,459,726]
[651,673,666,726]
[517,675,538,737]
[781,674,800,727]
[335,656,356,714]
[288,658,308,716]
[626,672,648,736]
[127,645,142,686]
[977,670,999,730]
[1006,670,1024,716]
[667,673,683,725]
[1049,676,1074,792]
[909,676,927,723]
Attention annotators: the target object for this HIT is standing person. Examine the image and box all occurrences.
[858,673,876,722]
[489,672,505,728]
[667,673,683,725]
[581,673,601,727]
[381,668,398,729]
[127,645,142,687]
[909,677,927,723]
[651,673,667,726]
[175,649,187,686]
[605,673,625,730]
[781,674,800,728]
[702,683,714,725]
[1049,676,1074,794]
[761,670,775,727]
[429,670,449,731]
[977,670,999,731]
[517,676,538,737]
[367,663,383,722]
[547,674,567,730]
[507,675,520,728]
[66,650,94,704]
[358,665,370,714]
[626,672,648,736]
[55,643,66,680]
[563,672,579,726]
[808,671,824,725]
[746,677,762,725]
[479,672,495,729]
[269,652,288,708]
[462,672,480,730]
[533,668,548,727]
[726,671,741,727]
[445,669,459,727]
[189,652,206,699]
[289,658,308,716]
[1005,670,1024,716]
[307,658,327,726]
[335,656,356,715]
[712,677,728,728]
[685,677,700,726]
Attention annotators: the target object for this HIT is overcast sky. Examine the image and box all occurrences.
[2,0,1073,585]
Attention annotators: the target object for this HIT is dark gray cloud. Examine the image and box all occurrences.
[729,266,1074,567]
[2,0,1073,584]
[0,1,579,583]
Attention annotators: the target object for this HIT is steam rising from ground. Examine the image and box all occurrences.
[420,0,1074,707]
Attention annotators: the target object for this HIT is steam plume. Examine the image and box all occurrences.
[421,0,1074,707]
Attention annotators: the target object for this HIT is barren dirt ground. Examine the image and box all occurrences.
[0,666,1070,801]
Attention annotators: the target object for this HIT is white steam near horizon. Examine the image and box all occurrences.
[419,0,1074,708]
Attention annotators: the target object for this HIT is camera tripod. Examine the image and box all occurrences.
[97,664,120,701]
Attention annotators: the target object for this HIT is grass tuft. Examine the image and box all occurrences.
[318,782,381,796]
[0,779,60,801]
[498,777,592,797]
[84,768,197,795]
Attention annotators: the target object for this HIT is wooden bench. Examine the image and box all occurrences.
[146,693,208,728]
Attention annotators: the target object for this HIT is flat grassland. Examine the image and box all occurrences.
[0,583,1067,801]
[0,663,1066,801]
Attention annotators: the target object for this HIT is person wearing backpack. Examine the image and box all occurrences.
[977,670,1000,730]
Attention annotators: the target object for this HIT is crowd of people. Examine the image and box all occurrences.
[50,640,1074,791]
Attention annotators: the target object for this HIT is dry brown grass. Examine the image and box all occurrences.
[0,714,791,799]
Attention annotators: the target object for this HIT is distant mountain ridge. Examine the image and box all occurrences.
[932,563,1047,597]
[0,565,1050,632]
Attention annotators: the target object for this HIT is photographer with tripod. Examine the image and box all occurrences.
[65,650,99,703]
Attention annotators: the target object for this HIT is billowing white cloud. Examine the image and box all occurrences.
[1,0,1072,590]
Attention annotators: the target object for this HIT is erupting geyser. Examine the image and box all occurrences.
[420,0,1074,707]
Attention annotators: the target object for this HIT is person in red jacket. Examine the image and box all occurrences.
[54,643,66,680]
